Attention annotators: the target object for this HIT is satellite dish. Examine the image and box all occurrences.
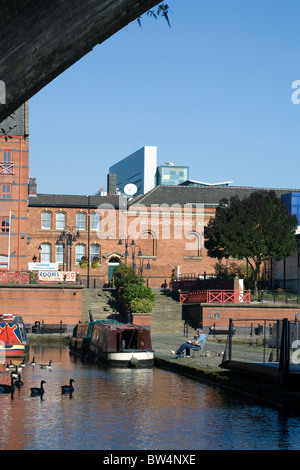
[124,184,137,196]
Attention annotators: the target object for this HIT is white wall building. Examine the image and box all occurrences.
[109,146,157,195]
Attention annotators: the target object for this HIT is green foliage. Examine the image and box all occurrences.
[113,265,140,288]
[214,262,246,280]
[129,298,154,313]
[121,283,156,304]
[138,2,171,27]
[205,190,298,285]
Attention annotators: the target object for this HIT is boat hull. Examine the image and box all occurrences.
[0,314,29,359]
[89,346,154,368]
[0,343,29,359]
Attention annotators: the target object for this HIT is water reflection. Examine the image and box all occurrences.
[0,344,300,450]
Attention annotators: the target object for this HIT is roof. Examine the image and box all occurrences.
[28,193,126,209]
[128,185,300,207]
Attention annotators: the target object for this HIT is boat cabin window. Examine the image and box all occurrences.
[117,329,146,351]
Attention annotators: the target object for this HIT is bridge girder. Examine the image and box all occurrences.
[0,0,161,123]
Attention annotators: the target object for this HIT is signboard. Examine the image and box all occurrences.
[28,262,58,271]
[38,271,76,283]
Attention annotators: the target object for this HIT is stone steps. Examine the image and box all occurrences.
[81,288,194,335]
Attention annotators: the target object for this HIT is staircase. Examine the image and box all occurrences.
[81,289,122,322]
[81,288,191,335]
[150,289,186,335]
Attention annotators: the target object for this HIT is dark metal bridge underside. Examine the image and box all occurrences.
[0,0,160,123]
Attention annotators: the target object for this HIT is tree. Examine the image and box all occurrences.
[204,190,298,290]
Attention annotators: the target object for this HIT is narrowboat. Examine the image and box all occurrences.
[70,319,154,368]
[0,314,29,359]
[69,320,101,359]
[89,320,154,368]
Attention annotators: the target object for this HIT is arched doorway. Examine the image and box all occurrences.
[108,257,120,285]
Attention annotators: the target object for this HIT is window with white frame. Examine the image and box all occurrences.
[41,211,51,229]
[56,212,65,230]
[41,243,51,262]
[75,244,85,263]
[55,244,65,264]
[76,213,86,230]
[90,212,100,231]
[90,244,100,261]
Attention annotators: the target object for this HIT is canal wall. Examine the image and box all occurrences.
[0,284,83,325]
[184,302,300,329]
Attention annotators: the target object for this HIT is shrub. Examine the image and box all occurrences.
[113,265,140,288]
[121,283,156,305]
[129,298,154,313]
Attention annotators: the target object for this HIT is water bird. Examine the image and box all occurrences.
[14,374,23,388]
[61,379,75,394]
[30,357,36,366]
[11,369,19,380]
[30,380,46,396]
[40,360,52,370]
[0,375,15,394]
[19,359,26,368]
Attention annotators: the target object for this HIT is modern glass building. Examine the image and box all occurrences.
[155,164,189,186]
[281,192,300,225]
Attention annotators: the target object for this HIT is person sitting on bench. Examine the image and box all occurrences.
[171,329,206,357]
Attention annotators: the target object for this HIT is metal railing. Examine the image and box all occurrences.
[180,289,251,304]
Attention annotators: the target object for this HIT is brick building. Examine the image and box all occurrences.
[2,105,300,290]
[0,103,29,271]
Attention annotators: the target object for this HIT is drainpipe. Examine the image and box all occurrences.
[17,136,23,271]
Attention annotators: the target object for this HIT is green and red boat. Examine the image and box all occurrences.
[0,314,29,359]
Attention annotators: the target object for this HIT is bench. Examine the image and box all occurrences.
[31,322,67,334]
[209,326,235,336]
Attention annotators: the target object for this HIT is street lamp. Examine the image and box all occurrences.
[135,258,151,286]
[57,226,80,271]
[118,237,142,265]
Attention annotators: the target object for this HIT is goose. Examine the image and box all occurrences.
[11,369,19,380]
[14,374,23,388]
[30,357,36,366]
[40,360,52,370]
[30,380,46,396]
[7,360,16,369]
[0,375,15,394]
[61,379,75,394]
[19,359,26,368]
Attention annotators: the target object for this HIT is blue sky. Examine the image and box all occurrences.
[29,0,300,195]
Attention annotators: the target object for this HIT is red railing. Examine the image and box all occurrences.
[0,271,30,284]
[180,289,251,304]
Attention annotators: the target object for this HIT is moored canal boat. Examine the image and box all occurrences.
[0,314,29,359]
[89,320,155,368]
[70,319,154,368]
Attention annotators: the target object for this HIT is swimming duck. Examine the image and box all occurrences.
[40,360,52,370]
[14,374,23,388]
[30,380,46,396]
[61,379,75,394]
[0,375,15,394]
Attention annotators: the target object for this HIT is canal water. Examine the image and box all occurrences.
[1,344,300,451]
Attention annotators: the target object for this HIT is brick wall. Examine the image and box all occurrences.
[0,284,83,325]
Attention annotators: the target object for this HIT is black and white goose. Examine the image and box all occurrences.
[30,357,36,366]
[30,380,46,396]
[61,379,75,394]
[40,360,52,370]
[14,374,23,388]
[0,375,15,395]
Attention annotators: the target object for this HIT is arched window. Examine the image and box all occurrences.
[56,212,65,230]
[40,243,51,262]
[55,244,65,264]
[141,230,157,256]
[185,231,202,258]
[41,211,51,229]
[75,244,85,263]
[76,213,86,230]
[90,243,100,261]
